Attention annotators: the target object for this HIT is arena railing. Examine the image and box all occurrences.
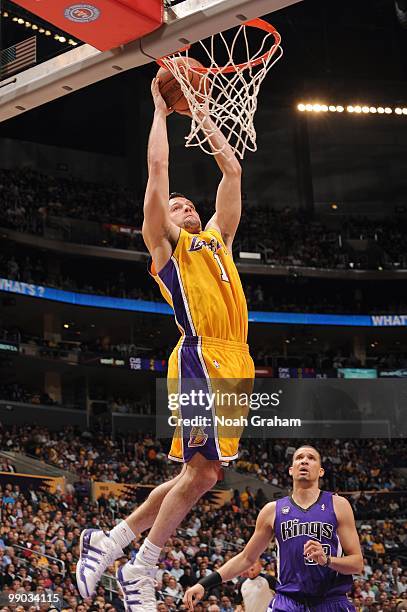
[13,544,66,577]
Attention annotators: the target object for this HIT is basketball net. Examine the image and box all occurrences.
[158,19,283,159]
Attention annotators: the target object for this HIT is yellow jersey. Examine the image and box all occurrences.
[149,227,248,343]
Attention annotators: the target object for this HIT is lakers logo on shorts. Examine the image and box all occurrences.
[188,426,208,448]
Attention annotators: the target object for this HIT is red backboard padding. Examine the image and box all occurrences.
[12,0,163,51]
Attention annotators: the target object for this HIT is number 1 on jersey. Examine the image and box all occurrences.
[214,253,230,283]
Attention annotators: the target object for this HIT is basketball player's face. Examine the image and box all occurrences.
[169,197,202,233]
[289,447,324,484]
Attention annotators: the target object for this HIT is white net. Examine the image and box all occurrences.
[159,19,283,159]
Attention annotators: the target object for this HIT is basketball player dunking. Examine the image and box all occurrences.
[76,78,254,610]
[184,446,363,612]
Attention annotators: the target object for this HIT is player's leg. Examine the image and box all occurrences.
[76,465,187,598]
[116,453,220,610]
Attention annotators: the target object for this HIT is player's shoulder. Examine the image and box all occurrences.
[257,501,277,526]
[332,493,354,515]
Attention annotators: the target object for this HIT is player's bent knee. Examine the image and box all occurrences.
[186,464,219,492]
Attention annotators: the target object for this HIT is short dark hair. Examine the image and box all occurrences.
[169,191,186,201]
[292,445,321,464]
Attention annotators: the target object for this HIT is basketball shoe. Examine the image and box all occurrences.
[76,529,123,598]
[116,558,157,611]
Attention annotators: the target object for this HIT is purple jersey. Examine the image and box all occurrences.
[274,491,353,598]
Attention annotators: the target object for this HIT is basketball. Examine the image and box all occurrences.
[157,57,205,113]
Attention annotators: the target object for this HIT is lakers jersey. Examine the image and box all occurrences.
[149,227,248,342]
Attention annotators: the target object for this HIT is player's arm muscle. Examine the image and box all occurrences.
[331,496,363,575]
[217,503,275,582]
[142,79,179,264]
[199,115,242,250]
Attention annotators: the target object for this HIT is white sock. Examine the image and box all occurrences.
[109,520,136,550]
[136,538,161,567]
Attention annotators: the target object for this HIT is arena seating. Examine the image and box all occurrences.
[0,425,405,610]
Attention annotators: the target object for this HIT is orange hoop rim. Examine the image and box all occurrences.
[156,18,281,75]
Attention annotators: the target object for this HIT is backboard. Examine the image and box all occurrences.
[0,0,303,122]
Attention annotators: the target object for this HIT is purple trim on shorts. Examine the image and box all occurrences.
[158,258,194,336]
[272,593,356,611]
[179,344,219,462]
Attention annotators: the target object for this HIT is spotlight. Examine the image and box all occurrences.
[17,18,24,24]
[313,104,322,112]
[403,108,407,115]
[305,104,313,111]
[331,203,338,210]
[63,323,70,329]
[54,34,60,40]
[25,21,31,27]
[297,103,306,111]
[377,107,385,114]
[45,30,51,35]
[347,105,355,113]
[395,108,403,115]
[336,105,344,113]
[59,36,66,42]
[362,106,370,113]
[32,24,38,30]
[354,105,362,113]
[12,16,18,21]
[3,11,8,17]
[39,27,45,33]
[321,104,328,112]
[385,107,392,114]
[370,107,377,113]
[329,105,337,112]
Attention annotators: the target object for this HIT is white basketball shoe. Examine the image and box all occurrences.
[116,558,158,611]
[76,529,123,598]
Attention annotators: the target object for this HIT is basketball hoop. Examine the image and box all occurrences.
[157,18,283,159]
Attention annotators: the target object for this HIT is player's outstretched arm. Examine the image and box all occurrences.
[183,502,275,611]
[192,110,242,250]
[142,78,179,267]
[304,496,363,575]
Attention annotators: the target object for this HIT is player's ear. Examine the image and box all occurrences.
[319,467,325,477]
[288,465,293,476]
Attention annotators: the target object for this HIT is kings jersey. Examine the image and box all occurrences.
[274,492,353,598]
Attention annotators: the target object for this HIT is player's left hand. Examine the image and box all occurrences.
[303,540,327,566]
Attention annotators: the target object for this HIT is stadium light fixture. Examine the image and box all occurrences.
[296,102,407,117]
[5,8,79,45]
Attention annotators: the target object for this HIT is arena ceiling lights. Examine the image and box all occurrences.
[297,103,407,116]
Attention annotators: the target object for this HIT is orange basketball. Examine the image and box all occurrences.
[157,57,206,113]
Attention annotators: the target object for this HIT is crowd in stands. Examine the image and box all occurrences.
[3,248,407,315]
[2,166,407,270]
[1,423,406,505]
[0,423,406,610]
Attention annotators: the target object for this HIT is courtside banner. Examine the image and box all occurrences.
[156,378,407,440]
[11,0,163,51]
[92,481,231,508]
[0,472,65,494]
[1,278,407,327]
